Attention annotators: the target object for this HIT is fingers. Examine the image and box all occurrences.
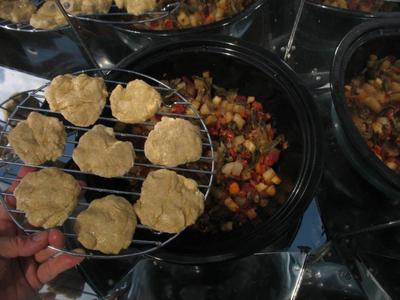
[3,166,36,210]
[37,252,84,285]
[35,229,65,263]
[0,231,48,258]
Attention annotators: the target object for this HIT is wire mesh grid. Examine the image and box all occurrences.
[0,68,215,259]
[0,0,69,32]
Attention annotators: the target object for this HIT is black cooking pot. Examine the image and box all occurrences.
[116,37,323,264]
[284,0,400,85]
[114,0,266,52]
[331,19,400,200]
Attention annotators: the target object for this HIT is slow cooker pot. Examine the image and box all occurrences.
[115,36,324,264]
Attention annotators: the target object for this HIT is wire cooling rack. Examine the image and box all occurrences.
[0,68,215,259]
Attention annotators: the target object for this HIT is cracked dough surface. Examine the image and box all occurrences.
[110,79,161,124]
[72,125,135,178]
[0,0,36,24]
[14,167,80,229]
[144,117,202,167]
[115,0,157,16]
[8,112,66,165]
[134,169,204,233]
[45,74,108,127]
[74,195,136,254]
[30,1,67,30]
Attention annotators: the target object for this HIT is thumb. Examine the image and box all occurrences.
[0,231,49,258]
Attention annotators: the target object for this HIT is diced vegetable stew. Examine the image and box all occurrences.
[345,55,400,174]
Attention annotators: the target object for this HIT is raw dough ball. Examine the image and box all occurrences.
[115,0,157,16]
[74,195,137,254]
[72,125,135,178]
[134,169,204,233]
[63,0,113,15]
[45,73,108,127]
[110,79,161,124]
[144,117,202,167]
[14,167,80,229]
[8,112,67,165]
[30,1,67,30]
[0,0,36,24]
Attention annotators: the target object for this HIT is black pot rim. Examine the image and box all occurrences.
[331,19,400,192]
[306,0,400,18]
[117,36,324,264]
[115,0,264,36]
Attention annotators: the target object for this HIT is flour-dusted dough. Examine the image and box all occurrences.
[8,112,67,165]
[74,195,137,254]
[134,169,204,233]
[30,1,67,30]
[110,79,161,124]
[144,117,202,167]
[0,0,36,24]
[72,125,135,178]
[115,0,157,16]
[45,74,108,127]
[63,0,113,15]
[14,168,80,229]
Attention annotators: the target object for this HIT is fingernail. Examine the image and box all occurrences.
[31,232,45,242]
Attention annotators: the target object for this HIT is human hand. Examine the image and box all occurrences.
[0,167,84,300]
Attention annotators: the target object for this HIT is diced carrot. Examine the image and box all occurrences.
[229,182,240,195]
[255,161,266,175]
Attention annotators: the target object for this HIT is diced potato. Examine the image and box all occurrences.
[371,122,383,135]
[224,197,239,212]
[205,115,217,125]
[266,185,276,197]
[386,160,397,170]
[243,140,256,153]
[203,71,210,79]
[200,103,210,115]
[255,182,267,192]
[225,111,233,123]
[271,176,281,185]
[245,208,257,220]
[191,100,201,110]
[263,168,276,183]
[233,113,245,130]
[177,11,190,26]
[226,102,234,112]
[222,161,243,177]
[233,135,245,147]
[247,96,255,104]
[212,96,222,106]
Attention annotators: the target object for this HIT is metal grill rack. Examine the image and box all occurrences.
[0,68,215,259]
[0,0,69,32]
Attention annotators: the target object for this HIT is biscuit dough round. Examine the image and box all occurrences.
[72,125,135,178]
[30,1,67,30]
[74,195,137,254]
[134,169,204,233]
[14,167,80,229]
[115,0,156,16]
[8,112,67,165]
[45,74,108,127]
[63,0,113,15]
[0,0,36,24]
[144,117,202,167]
[110,79,161,124]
